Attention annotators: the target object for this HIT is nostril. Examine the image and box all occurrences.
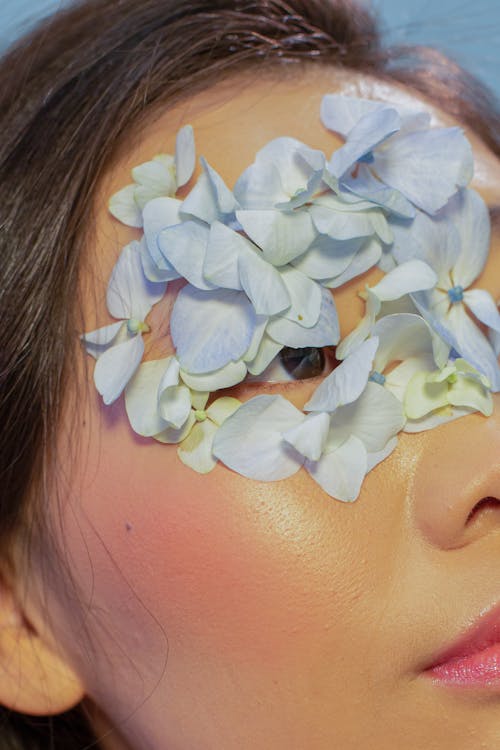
[466,496,500,525]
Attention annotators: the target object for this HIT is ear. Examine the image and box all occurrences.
[0,581,85,716]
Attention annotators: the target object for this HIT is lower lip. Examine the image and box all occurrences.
[427,643,500,686]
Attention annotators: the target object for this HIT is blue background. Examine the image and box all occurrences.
[1,0,499,98]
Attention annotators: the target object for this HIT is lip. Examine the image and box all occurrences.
[423,601,500,687]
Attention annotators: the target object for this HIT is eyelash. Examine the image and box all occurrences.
[245,346,340,385]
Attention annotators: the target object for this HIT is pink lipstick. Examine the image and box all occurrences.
[424,602,500,687]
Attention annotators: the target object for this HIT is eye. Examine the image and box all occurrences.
[247,346,340,384]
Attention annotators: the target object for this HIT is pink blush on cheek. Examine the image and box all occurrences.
[66,399,346,672]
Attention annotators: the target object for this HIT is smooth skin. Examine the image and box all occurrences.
[1,65,500,750]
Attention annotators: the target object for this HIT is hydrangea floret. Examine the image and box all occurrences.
[82,94,499,503]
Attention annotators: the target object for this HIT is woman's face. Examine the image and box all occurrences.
[26,67,500,749]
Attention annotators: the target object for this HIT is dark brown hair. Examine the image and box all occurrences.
[0,1,498,747]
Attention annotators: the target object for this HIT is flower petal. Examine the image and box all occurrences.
[203,221,244,289]
[324,236,382,288]
[178,420,219,474]
[132,159,175,199]
[305,337,378,413]
[154,411,197,444]
[291,235,361,281]
[245,334,283,376]
[328,106,401,178]
[212,395,305,480]
[404,370,449,420]
[448,375,493,416]
[206,397,242,426]
[180,360,247,391]
[157,220,215,290]
[238,248,291,316]
[125,358,172,436]
[82,321,124,349]
[320,95,388,138]
[280,267,322,327]
[372,313,435,373]
[366,436,398,473]
[282,411,330,462]
[370,260,437,302]
[451,189,490,288]
[236,209,316,266]
[159,385,192,429]
[94,333,144,405]
[305,435,367,502]
[107,241,167,321]
[329,382,405,452]
[267,287,339,347]
[171,286,257,373]
[108,184,142,228]
[464,289,500,333]
[175,124,196,188]
[142,197,182,274]
[403,405,474,433]
[375,127,474,214]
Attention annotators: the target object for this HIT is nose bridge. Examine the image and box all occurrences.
[411,404,500,550]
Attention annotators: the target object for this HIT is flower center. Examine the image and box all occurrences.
[127,318,150,334]
[447,285,464,303]
[194,410,207,422]
[369,370,386,386]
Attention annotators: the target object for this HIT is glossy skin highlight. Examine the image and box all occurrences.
[18,67,500,749]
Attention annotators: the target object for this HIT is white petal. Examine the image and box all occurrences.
[139,236,174,283]
[329,106,401,178]
[157,220,215,290]
[403,406,475,433]
[180,360,247,391]
[451,189,491,287]
[375,127,474,214]
[445,303,500,391]
[305,337,379,413]
[282,412,330,461]
[171,286,257,373]
[324,236,382,288]
[384,354,435,402]
[267,287,339,348]
[107,241,166,321]
[212,395,305,480]
[142,197,182,273]
[82,321,124,348]
[178,420,219,473]
[155,411,196,444]
[320,95,388,138]
[108,184,142,228]
[305,435,367,502]
[245,335,283,376]
[464,289,500,333]
[159,385,192,428]
[242,316,268,363]
[190,390,210,411]
[125,358,172,436]
[341,165,415,219]
[203,221,244,289]
[236,209,316,266]
[336,289,380,361]
[404,370,449,420]
[370,260,437,302]
[372,313,434,372]
[366,436,399,473]
[94,334,144,405]
[291,235,361,280]
[329,382,405,452]
[239,248,291,316]
[175,125,196,188]
[280,267,322,327]
[448,376,493,416]
[310,204,377,240]
[132,159,175,197]
[206,397,242,426]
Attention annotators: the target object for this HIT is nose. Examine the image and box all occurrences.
[411,398,500,550]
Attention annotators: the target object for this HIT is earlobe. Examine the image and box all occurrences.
[0,585,85,716]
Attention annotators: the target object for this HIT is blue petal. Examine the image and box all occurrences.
[107,241,167,321]
[171,286,257,374]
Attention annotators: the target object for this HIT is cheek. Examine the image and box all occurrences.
[59,392,388,676]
